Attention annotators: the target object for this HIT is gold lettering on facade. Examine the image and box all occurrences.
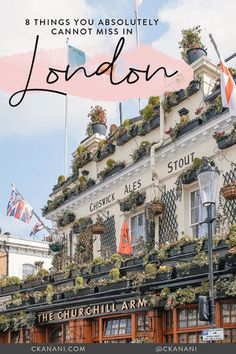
[85,307,92,316]
[137,298,147,308]
[78,308,84,317]
[93,305,100,315]
[121,301,129,310]
[71,309,78,318]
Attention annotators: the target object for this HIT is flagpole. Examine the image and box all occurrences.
[10,183,53,236]
[134,0,141,113]
[64,38,69,178]
[209,33,221,61]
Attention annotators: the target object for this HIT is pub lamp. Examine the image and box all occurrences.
[197,157,220,206]
[197,156,220,328]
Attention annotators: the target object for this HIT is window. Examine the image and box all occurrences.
[103,317,131,336]
[22,264,35,279]
[222,303,236,324]
[178,332,204,343]
[130,213,146,256]
[137,314,152,332]
[178,309,209,328]
[190,190,216,237]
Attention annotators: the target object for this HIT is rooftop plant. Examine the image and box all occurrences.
[178,25,206,62]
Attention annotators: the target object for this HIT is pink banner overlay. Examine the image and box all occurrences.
[0,36,193,107]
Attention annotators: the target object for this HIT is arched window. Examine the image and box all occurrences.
[22,263,35,279]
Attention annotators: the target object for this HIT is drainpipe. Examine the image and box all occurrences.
[150,96,165,248]
[150,95,165,185]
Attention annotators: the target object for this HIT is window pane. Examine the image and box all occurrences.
[188,309,197,327]
[111,320,119,335]
[179,310,187,328]
[222,304,230,324]
[118,319,126,334]
[104,320,111,336]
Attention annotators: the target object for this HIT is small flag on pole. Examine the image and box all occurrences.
[68,45,86,68]
[220,58,236,116]
[7,186,33,223]
[30,222,44,237]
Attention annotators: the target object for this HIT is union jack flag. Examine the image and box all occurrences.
[7,186,33,223]
[30,222,44,237]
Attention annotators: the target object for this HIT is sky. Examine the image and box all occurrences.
[0,0,236,238]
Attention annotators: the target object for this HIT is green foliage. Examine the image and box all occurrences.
[109,268,120,282]
[106,158,116,168]
[45,284,55,304]
[75,276,84,290]
[57,175,66,185]
[144,263,157,278]
[93,257,105,265]
[178,25,206,62]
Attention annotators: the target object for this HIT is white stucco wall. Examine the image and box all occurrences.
[0,235,52,279]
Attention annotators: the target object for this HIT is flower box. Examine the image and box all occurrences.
[217,135,236,150]
[145,271,173,284]
[138,121,150,136]
[63,290,76,299]
[214,239,227,249]
[94,144,116,162]
[177,118,203,138]
[224,253,236,268]
[52,272,69,282]
[78,152,93,168]
[181,243,196,254]
[92,263,113,274]
[136,193,146,206]
[123,257,143,267]
[204,109,218,121]
[116,125,138,146]
[148,254,158,262]
[168,248,181,257]
[120,201,132,212]
[177,89,186,102]
[70,269,81,278]
[53,293,63,301]
[77,287,94,296]
[98,280,130,293]
[188,80,200,95]
[176,264,213,278]
[2,284,21,294]
[149,115,160,130]
[103,162,125,179]
[21,279,42,290]
[182,169,198,184]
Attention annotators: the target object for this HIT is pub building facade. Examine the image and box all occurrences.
[0,55,236,344]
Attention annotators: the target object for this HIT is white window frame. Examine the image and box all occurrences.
[130,211,146,255]
[22,263,35,279]
[189,187,216,238]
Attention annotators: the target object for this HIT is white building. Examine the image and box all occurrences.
[0,234,52,279]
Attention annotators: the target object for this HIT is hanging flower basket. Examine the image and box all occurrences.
[91,222,106,234]
[221,180,236,200]
[151,201,165,215]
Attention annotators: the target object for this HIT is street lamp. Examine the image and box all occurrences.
[197,157,220,327]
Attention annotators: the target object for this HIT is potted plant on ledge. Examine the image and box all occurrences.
[87,105,107,136]
[213,122,236,150]
[118,191,146,212]
[93,139,116,162]
[179,25,207,64]
[98,159,125,180]
[131,141,152,163]
[114,119,138,146]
